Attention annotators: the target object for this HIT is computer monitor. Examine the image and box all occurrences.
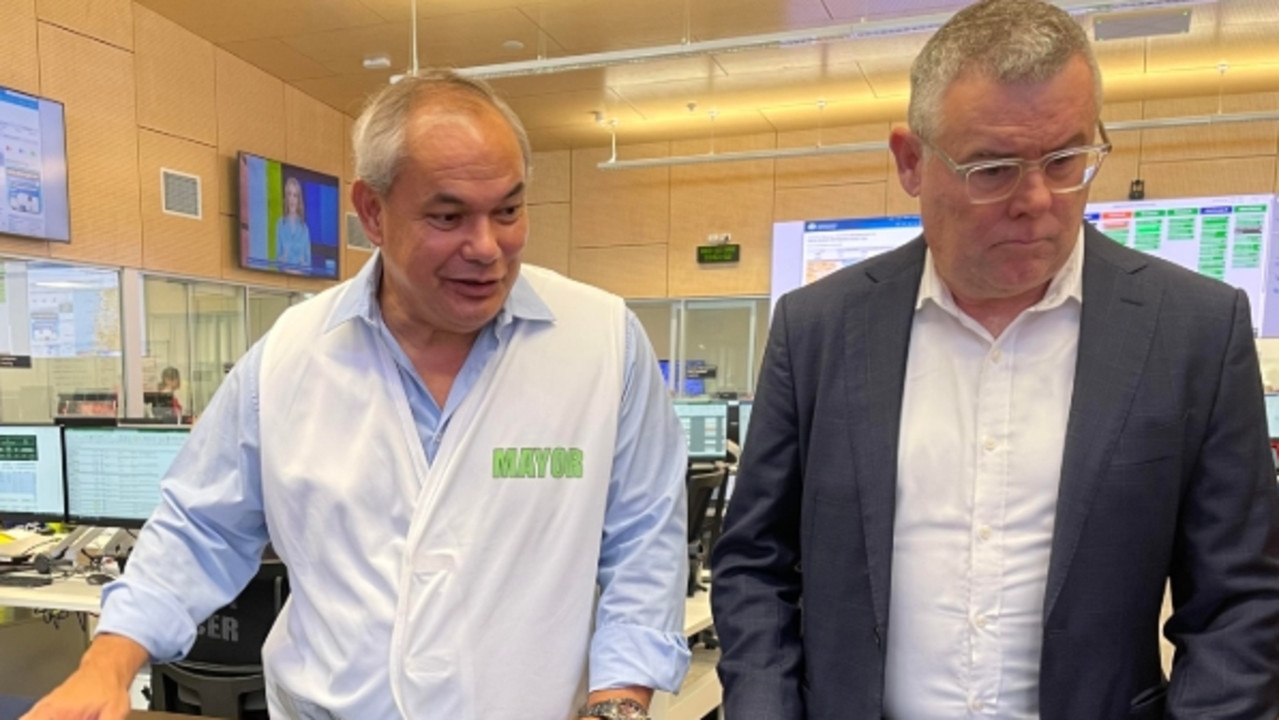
[738,401,753,451]
[63,425,190,528]
[1266,394,1279,439]
[674,402,729,460]
[0,424,66,523]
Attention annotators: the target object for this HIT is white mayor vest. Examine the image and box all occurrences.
[257,265,625,719]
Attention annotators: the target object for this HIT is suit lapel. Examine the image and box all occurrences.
[845,238,925,630]
[1043,228,1162,621]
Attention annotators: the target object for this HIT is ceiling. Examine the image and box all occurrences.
[134,0,1279,151]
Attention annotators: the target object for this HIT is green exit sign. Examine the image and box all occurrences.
[697,244,741,264]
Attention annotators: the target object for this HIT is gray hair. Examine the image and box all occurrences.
[907,0,1103,141]
[352,68,532,195]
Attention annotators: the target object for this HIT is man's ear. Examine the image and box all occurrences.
[889,126,925,199]
[351,180,387,248]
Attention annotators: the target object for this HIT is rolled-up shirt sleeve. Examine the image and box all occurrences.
[590,312,692,693]
[96,341,270,662]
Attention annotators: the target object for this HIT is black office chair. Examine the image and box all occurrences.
[686,464,727,598]
[149,558,288,719]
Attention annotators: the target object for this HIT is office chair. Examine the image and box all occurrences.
[150,559,288,719]
[686,464,727,598]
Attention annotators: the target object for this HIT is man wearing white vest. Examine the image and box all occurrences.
[26,70,691,720]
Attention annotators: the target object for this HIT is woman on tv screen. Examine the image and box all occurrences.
[276,176,312,272]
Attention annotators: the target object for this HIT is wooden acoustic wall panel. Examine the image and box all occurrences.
[343,115,356,185]
[774,183,888,224]
[774,123,890,189]
[287,272,334,293]
[0,235,51,259]
[1140,93,1279,163]
[669,133,775,297]
[138,130,219,276]
[1089,129,1141,203]
[570,245,667,299]
[1138,156,1278,200]
[572,143,670,248]
[284,85,344,178]
[343,247,374,281]
[215,49,286,216]
[133,4,216,146]
[39,24,141,267]
[1090,101,1143,203]
[884,174,919,216]
[525,203,570,276]
[0,0,39,95]
[37,0,133,50]
[219,215,288,288]
[529,150,570,205]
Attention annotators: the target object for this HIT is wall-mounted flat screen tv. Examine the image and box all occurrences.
[0,86,70,242]
[238,152,340,279]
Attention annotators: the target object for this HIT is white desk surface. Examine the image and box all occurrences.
[0,576,102,614]
[653,591,721,720]
[684,590,713,636]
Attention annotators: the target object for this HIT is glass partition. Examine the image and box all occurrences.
[141,276,246,420]
[626,297,768,399]
[0,258,123,422]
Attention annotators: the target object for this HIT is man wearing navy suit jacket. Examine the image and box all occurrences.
[711,1,1279,718]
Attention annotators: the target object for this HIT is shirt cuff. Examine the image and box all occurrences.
[589,622,692,694]
[95,579,198,663]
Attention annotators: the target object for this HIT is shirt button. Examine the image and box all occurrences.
[990,348,1002,364]
[969,697,984,712]
[983,437,997,452]
[974,614,988,629]
[978,525,992,541]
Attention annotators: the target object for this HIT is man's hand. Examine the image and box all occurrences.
[21,634,149,720]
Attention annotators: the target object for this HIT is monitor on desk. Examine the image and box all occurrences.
[674,401,729,461]
[63,425,190,529]
[0,424,66,523]
[1266,394,1279,439]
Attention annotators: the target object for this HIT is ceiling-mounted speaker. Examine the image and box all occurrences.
[1093,8,1193,41]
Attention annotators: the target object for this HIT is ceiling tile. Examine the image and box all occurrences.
[291,72,390,116]
[687,0,833,39]
[221,38,335,82]
[505,87,645,129]
[135,0,385,43]
[519,0,692,54]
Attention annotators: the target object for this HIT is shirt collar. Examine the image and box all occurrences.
[325,252,556,334]
[916,227,1085,314]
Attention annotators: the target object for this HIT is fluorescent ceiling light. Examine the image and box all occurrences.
[460,0,1209,80]
[597,109,1279,170]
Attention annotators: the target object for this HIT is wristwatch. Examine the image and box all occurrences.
[578,698,650,719]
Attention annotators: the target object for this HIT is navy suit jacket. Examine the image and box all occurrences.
[711,227,1279,719]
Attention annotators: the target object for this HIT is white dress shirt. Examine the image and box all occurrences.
[884,234,1084,719]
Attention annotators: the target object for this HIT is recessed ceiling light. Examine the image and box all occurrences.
[502,40,525,51]
[363,54,392,70]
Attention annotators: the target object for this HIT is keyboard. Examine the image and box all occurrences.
[0,572,53,588]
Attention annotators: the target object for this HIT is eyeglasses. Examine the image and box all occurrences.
[923,123,1112,205]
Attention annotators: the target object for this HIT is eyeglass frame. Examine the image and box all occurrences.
[921,123,1112,205]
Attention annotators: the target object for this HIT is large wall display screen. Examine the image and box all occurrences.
[0,86,70,242]
[771,195,1279,336]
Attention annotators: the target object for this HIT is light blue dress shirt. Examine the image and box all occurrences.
[99,255,691,695]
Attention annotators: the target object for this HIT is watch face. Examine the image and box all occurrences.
[585,698,648,719]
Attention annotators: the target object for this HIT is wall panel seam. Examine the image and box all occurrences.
[36,19,131,53]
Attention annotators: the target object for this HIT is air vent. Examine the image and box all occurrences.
[161,168,201,219]
[1093,8,1192,41]
[346,212,373,249]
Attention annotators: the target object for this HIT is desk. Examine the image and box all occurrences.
[0,576,102,614]
[650,590,721,720]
